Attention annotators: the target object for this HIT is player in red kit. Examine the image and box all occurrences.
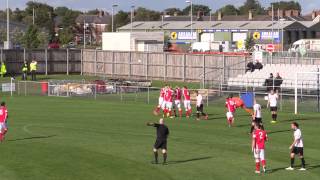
[174,86,182,118]
[164,86,174,118]
[0,102,8,142]
[252,123,268,173]
[225,95,236,127]
[154,87,166,115]
[182,86,192,118]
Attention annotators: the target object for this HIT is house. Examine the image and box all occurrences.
[75,11,111,45]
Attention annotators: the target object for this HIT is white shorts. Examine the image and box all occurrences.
[253,149,265,160]
[0,122,6,133]
[165,101,173,110]
[175,100,181,109]
[158,97,164,106]
[226,112,234,119]
[184,100,191,110]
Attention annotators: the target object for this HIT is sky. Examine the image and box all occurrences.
[0,0,319,14]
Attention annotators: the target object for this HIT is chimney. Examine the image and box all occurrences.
[98,10,104,17]
[218,11,222,21]
[292,10,300,16]
[174,12,178,16]
[278,9,284,18]
[312,11,317,20]
[285,10,293,17]
[248,10,253,20]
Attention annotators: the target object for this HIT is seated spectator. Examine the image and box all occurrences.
[246,61,255,73]
[264,73,274,92]
[274,73,283,92]
[254,61,263,70]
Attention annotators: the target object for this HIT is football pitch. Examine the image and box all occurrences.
[0,95,319,180]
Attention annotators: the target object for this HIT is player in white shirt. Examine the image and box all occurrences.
[251,100,264,134]
[195,91,208,121]
[267,90,278,123]
[286,122,306,171]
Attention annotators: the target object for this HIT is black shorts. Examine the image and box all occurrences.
[270,106,278,111]
[292,147,304,156]
[196,104,204,112]
[154,139,167,150]
[254,117,262,124]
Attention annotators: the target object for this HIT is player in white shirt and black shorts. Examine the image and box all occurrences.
[267,90,279,123]
[286,122,306,171]
[251,100,264,134]
[195,91,208,121]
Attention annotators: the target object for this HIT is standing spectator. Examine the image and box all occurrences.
[22,62,28,80]
[0,62,7,78]
[30,60,37,81]
[274,73,283,92]
[264,73,274,92]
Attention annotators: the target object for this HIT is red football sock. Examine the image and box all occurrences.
[155,106,160,113]
[256,162,260,171]
[261,160,266,166]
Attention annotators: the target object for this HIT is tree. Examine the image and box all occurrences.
[245,34,255,52]
[182,4,211,16]
[134,7,161,21]
[239,0,266,15]
[164,8,182,16]
[87,9,99,15]
[115,11,130,29]
[21,25,41,49]
[58,28,74,45]
[269,1,301,11]
[216,5,239,15]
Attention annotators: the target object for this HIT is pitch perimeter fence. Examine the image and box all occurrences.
[2,80,319,114]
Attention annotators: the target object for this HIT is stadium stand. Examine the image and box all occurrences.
[228,64,320,89]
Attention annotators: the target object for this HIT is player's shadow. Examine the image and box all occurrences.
[268,164,320,173]
[169,156,212,165]
[267,129,291,134]
[278,118,316,123]
[7,135,57,142]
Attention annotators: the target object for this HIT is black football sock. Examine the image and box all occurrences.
[154,152,158,163]
[163,153,167,163]
[197,112,200,118]
[274,114,277,121]
[272,114,275,120]
[301,158,305,168]
[291,158,295,167]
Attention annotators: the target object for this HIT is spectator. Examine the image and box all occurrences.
[246,61,255,73]
[264,73,274,92]
[254,61,263,71]
[274,73,283,92]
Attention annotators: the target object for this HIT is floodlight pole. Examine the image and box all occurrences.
[33,0,35,25]
[6,0,10,49]
[186,0,193,41]
[130,5,135,32]
[112,4,118,32]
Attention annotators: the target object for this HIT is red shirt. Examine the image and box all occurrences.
[0,108,6,123]
[175,88,182,100]
[164,89,173,102]
[225,99,236,113]
[183,88,191,101]
[253,129,267,149]
[160,88,165,98]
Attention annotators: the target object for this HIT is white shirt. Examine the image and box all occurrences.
[268,93,278,107]
[196,94,203,107]
[294,129,304,147]
[253,104,262,118]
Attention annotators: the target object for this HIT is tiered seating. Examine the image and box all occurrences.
[228,64,320,89]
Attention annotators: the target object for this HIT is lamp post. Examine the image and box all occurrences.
[130,5,135,32]
[112,4,118,32]
[6,0,10,49]
[83,14,86,49]
[186,0,193,41]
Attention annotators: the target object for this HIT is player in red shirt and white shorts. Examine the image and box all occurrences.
[164,86,174,118]
[182,86,192,118]
[0,102,8,142]
[252,123,268,173]
[154,87,166,115]
[225,96,236,127]
[174,86,182,118]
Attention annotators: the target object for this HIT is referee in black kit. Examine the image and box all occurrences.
[147,118,169,165]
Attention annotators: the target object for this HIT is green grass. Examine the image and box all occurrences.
[0,95,319,180]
